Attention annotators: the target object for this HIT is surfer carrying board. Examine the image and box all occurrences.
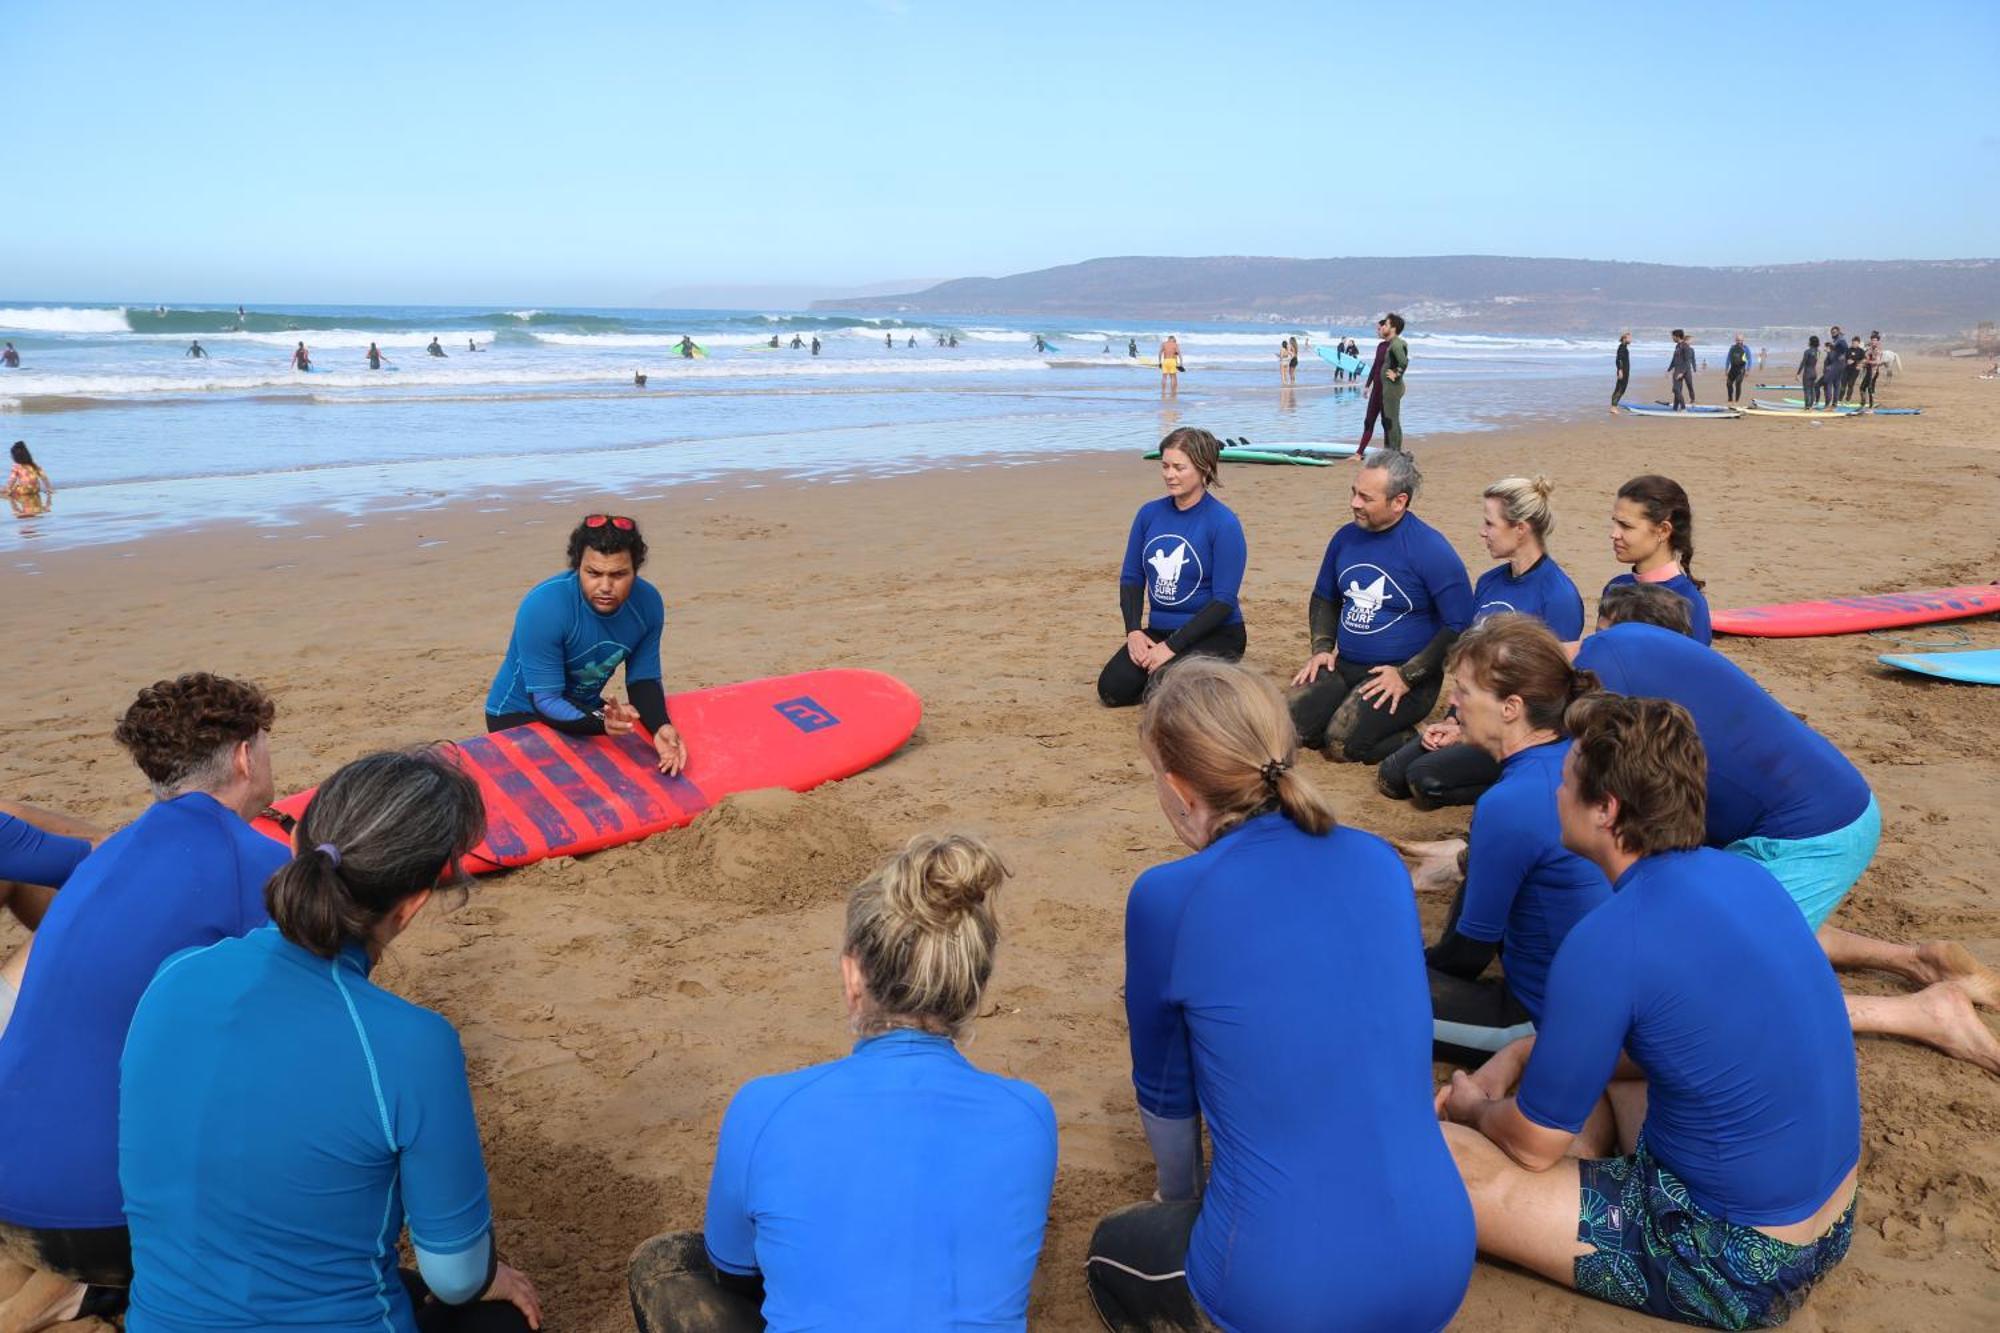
[484,513,687,775]
[291,342,311,372]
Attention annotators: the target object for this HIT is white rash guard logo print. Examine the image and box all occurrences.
[1147,536,1203,607]
[1341,563,1411,635]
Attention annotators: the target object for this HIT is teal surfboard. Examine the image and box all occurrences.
[1144,447,1333,467]
[1781,398,1921,415]
[1314,345,1365,375]
[1878,649,2000,685]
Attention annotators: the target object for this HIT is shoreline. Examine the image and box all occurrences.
[4,359,1997,1329]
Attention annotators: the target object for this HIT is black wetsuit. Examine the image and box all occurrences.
[1612,342,1630,406]
[1724,342,1749,402]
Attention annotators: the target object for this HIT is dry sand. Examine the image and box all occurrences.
[4,359,1998,1330]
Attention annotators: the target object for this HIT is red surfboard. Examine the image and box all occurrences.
[253,669,921,872]
[1711,583,2000,638]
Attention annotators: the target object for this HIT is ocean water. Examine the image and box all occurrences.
[1,302,1669,551]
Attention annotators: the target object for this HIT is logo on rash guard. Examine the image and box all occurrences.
[1474,598,1517,624]
[1340,564,1411,635]
[1146,536,1202,606]
[572,642,631,697]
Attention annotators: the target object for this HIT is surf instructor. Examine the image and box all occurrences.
[485,513,687,775]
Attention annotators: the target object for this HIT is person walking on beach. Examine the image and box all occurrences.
[1667,330,1696,409]
[1841,334,1866,404]
[1798,335,1823,410]
[291,342,311,372]
[185,340,206,359]
[1160,335,1182,396]
[1277,338,1292,386]
[1724,334,1750,403]
[1359,314,1410,452]
[1611,332,1630,412]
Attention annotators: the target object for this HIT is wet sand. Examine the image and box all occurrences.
[4,359,1997,1330]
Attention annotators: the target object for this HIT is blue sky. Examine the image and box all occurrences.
[4,1,1994,306]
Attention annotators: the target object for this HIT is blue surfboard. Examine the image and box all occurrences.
[1315,345,1365,375]
[1878,649,2000,685]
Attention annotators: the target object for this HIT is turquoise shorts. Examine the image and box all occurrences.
[1726,794,1880,930]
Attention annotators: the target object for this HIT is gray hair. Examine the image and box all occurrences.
[1362,449,1422,504]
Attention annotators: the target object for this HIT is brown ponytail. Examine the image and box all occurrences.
[265,749,485,958]
[1615,475,1703,590]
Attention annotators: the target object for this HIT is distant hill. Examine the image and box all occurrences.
[811,255,2000,335]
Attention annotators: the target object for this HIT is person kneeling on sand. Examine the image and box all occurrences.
[1098,428,1248,708]
[0,674,289,1331]
[485,512,686,774]
[628,833,1056,1331]
[1088,660,1473,1331]
[1439,695,1860,1327]
[1289,449,1472,765]
[119,749,542,1332]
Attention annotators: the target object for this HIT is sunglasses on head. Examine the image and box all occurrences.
[584,514,635,530]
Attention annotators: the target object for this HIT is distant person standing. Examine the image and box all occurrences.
[790,334,804,349]
[677,336,698,360]
[1033,334,1047,354]
[1611,332,1631,412]
[1841,335,1866,404]
[1128,338,1138,358]
[185,340,207,359]
[888,333,896,350]
[365,342,384,370]
[1820,326,1848,409]
[1160,335,1182,396]
[426,337,448,358]
[1359,314,1410,452]
[1667,329,1696,409]
[291,342,311,372]
[811,336,822,356]
[1724,334,1750,403]
[2,343,20,368]
[1758,345,1768,370]
[1798,335,1823,409]
[1859,333,1884,409]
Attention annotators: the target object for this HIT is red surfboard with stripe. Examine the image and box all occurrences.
[253,669,921,872]
[1710,583,2000,638]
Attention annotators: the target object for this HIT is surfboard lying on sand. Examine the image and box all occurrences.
[1624,404,1742,418]
[1878,649,2000,685]
[1780,398,1922,415]
[1712,585,2000,638]
[1745,401,1852,419]
[1144,447,1333,467]
[1314,346,1366,375]
[1231,437,1361,459]
[253,669,922,872]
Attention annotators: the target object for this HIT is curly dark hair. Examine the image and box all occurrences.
[566,515,648,572]
[113,673,275,790]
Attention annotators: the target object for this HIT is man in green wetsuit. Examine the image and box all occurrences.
[1359,313,1410,453]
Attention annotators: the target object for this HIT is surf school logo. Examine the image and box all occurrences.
[1340,563,1411,635]
[1474,598,1517,624]
[573,643,631,697]
[1146,536,1203,606]
[775,696,841,733]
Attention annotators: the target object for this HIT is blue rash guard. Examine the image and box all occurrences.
[0,811,90,889]
[1575,623,1871,844]
[1517,848,1860,1225]
[0,793,288,1230]
[1311,513,1473,666]
[1457,741,1611,1019]
[704,1029,1057,1332]
[1472,555,1585,641]
[484,571,665,720]
[1119,492,1247,633]
[1125,812,1474,1331]
[1601,570,1712,644]
[121,927,496,1333]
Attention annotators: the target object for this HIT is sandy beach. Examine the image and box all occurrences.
[5,358,1997,1331]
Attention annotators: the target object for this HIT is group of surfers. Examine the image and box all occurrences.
[0,454,1994,1331]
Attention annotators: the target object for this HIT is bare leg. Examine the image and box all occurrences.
[1440,1123,1590,1288]
[1819,925,2000,1008]
[1395,838,1467,895]
[0,884,56,934]
[0,1270,85,1333]
[1847,987,2000,1076]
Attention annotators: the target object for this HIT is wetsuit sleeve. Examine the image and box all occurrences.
[1120,583,1145,634]
[1164,599,1234,653]
[628,679,671,734]
[1124,870,1195,1119]
[1515,915,1634,1133]
[0,812,91,889]
[703,1082,770,1277]
[1390,339,1409,374]
[1309,595,1341,656]
[1425,928,1499,980]
[399,1024,497,1268]
[1397,626,1459,686]
[1456,791,1535,944]
[1162,511,1244,652]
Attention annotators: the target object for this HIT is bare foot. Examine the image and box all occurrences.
[1395,837,1467,862]
[1913,942,2000,1009]
[1910,983,2000,1077]
[0,1270,85,1333]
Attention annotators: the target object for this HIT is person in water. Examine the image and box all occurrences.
[1,343,19,368]
[484,513,685,775]
[1439,693,1861,1329]
[1088,658,1474,1331]
[1582,585,2000,1074]
[1157,335,1182,395]
[6,442,54,506]
[0,674,287,1331]
[628,833,1055,1332]
[810,336,821,356]
[1032,334,1047,354]
[1099,428,1247,708]
[1359,313,1410,452]
[1127,338,1138,357]
[1419,616,1611,1068]
[789,334,803,349]
[366,342,385,370]
[292,342,312,371]
[1290,449,1472,765]
[1603,473,1711,643]
[633,372,648,388]
[1378,475,1584,809]
[184,340,206,359]
[468,338,480,352]
[427,338,448,358]
[678,336,698,359]
[119,748,542,1333]
[888,332,897,350]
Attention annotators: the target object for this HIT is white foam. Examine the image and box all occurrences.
[127,328,498,350]
[0,306,132,334]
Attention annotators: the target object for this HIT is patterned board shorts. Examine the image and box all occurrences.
[1574,1137,1854,1330]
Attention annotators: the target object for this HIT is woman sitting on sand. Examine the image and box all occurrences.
[628,832,1056,1333]
[1088,659,1473,1332]
[1408,616,1611,1069]
[1098,428,1248,708]
[1602,473,1711,643]
[1378,475,1586,808]
[118,750,543,1333]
